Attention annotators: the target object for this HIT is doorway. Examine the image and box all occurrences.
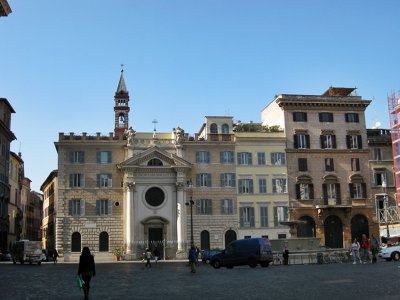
[324,215,343,248]
[148,228,163,258]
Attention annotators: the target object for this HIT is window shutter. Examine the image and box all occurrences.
[196,174,200,187]
[292,112,297,121]
[346,135,351,149]
[196,152,200,162]
[281,153,286,165]
[220,152,223,163]
[108,173,112,187]
[237,153,241,164]
[322,184,327,199]
[309,184,314,199]
[108,200,113,215]
[284,207,289,221]
[332,135,337,149]
[320,136,325,149]
[345,113,349,122]
[271,153,276,164]
[357,135,362,149]
[273,207,278,227]
[96,174,100,187]
[355,114,359,122]
[96,152,101,163]
[69,152,74,163]
[272,179,277,193]
[248,153,252,165]
[68,200,72,215]
[107,151,112,163]
[296,184,300,199]
[249,180,253,193]
[362,183,367,198]
[250,207,255,226]
[69,174,73,188]
[207,174,212,187]
[80,200,85,216]
[319,113,323,122]
[293,135,298,149]
[305,135,310,148]
[349,183,354,198]
[335,184,341,201]
[356,159,360,171]
[79,151,84,163]
[220,174,224,187]
[81,174,85,187]
[96,200,100,215]
[206,152,210,163]
[304,113,307,122]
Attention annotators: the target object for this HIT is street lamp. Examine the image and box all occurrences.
[186,181,194,247]
[382,179,390,240]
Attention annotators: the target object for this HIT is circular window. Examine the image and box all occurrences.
[145,187,165,207]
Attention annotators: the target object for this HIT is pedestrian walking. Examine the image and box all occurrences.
[282,245,289,265]
[77,247,96,300]
[145,248,152,268]
[350,238,362,264]
[360,234,371,263]
[188,246,197,273]
[153,247,160,264]
[371,234,379,263]
[52,248,59,264]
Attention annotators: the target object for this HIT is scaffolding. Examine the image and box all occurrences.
[388,90,400,205]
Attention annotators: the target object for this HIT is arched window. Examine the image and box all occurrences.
[99,231,109,252]
[221,124,229,134]
[147,158,163,166]
[349,174,367,199]
[322,175,340,205]
[295,175,314,200]
[71,232,81,252]
[210,123,218,134]
[118,113,125,124]
[225,230,237,247]
[200,230,210,250]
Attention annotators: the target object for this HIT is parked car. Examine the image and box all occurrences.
[211,238,273,269]
[202,249,222,264]
[378,244,400,261]
[0,250,12,261]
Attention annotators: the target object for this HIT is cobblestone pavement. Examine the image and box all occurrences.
[0,260,399,300]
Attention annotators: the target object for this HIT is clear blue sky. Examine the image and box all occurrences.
[1,0,399,192]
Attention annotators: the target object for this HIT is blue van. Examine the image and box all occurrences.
[210,238,273,269]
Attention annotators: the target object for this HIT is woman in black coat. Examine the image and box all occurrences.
[78,247,96,300]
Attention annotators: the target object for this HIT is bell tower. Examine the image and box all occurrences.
[114,66,130,138]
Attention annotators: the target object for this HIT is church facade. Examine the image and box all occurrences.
[55,70,289,261]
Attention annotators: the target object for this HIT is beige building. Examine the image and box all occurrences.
[40,170,58,250]
[262,87,377,248]
[8,151,23,246]
[234,124,289,239]
[367,129,399,240]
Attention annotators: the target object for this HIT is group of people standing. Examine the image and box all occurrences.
[349,234,379,264]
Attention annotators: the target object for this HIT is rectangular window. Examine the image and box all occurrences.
[240,207,255,227]
[221,199,233,215]
[271,152,286,165]
[220,151,234,164]
[259,178,267,194]
[374,148,382,161]
[68,199,85,216]
[346,135,362,149]
[293,112,307,122]
[97,174,112,188]
[298,158,308,172]
[349,183,366,199]
[325,158,334,172]
[351,158,360,171]
[260,207,269,227]
[296,183,313,200]
[69,151,85,164]
[196,173,212,187]
[272,178,287,194]
[96,199,112,215]
[274,206,288,226]
[69,174,85,188]
[238,179,254,194]
[257,152,266,165]
[220,173,236,187]
[196,151,210,163]
[374,171,386,186]
[323,183,340,204]
[97,151,112,164]
[196,199,212,215]
[345,113,359,123]
[237,152,252,165]
[293,134,310,149]
[319,112,334,122]
[320,135,336,149]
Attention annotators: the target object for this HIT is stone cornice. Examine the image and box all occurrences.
[276,97,371,110]
[286,149,370,154]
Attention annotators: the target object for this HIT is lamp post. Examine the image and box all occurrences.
[186,181,194,247]
[382,179,390,240]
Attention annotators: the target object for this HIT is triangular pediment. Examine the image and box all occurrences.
[118,146,191,169]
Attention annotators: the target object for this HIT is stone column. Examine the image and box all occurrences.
[125,181,135,257]
[176,182,185,251]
